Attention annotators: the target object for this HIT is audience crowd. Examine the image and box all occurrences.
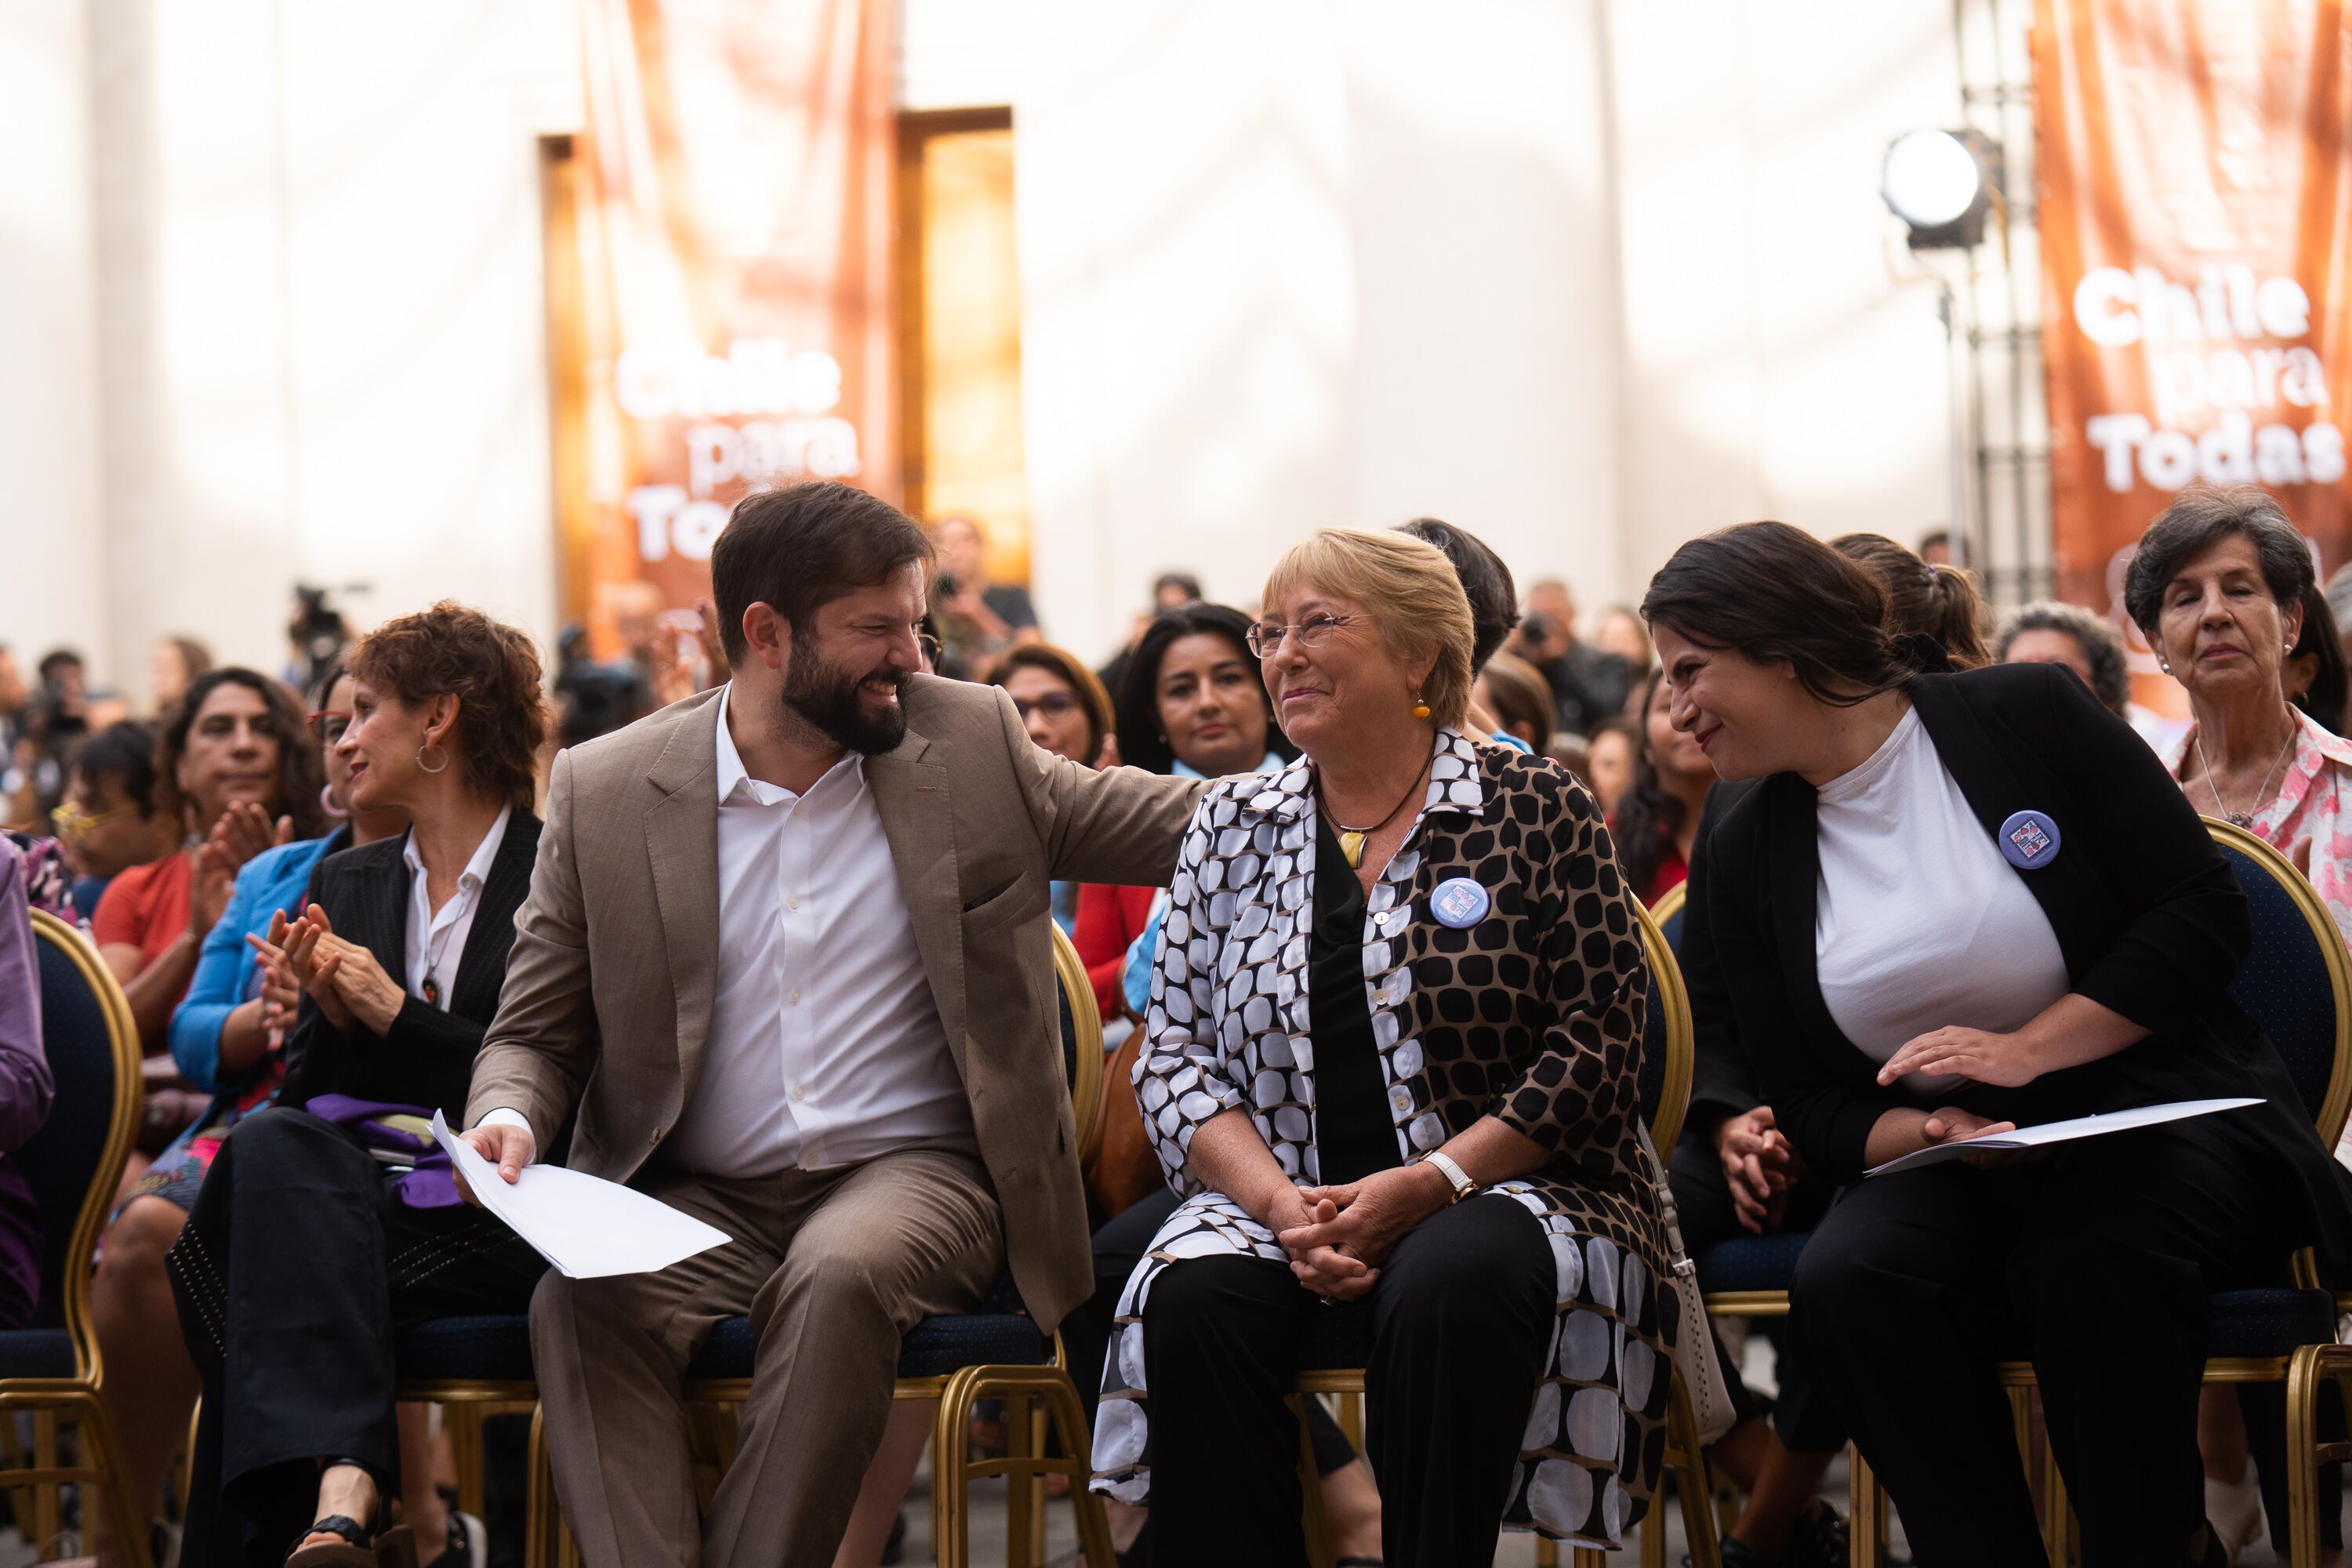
[2,482,2350,1568]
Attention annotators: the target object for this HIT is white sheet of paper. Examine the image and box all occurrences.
[430,1112,731,1279]
[1864,1097,2263,1178]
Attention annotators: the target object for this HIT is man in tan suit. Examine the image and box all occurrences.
[459,482,1200,1566]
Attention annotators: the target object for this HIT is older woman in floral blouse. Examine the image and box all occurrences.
[1091,528,1671,1565]
[2130,486,2352,1566]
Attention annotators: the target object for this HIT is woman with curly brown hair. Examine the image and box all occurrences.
[169,603,551,1568]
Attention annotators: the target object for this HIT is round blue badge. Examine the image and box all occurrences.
[1429,877,1490,928]
[1998,809,2062,870]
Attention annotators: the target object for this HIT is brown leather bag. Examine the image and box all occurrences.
[1082,1031,1165,1217]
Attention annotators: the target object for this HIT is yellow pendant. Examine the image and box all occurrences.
[1338,829,1367,869]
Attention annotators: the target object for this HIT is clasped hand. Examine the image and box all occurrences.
[1272,1164,1448,1304]
[245,903,405,1036]
[1715,1105,1799,1234]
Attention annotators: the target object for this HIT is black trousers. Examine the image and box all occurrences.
[1789,1125,2292,1568]
[1140,1195,1555,1567]
[1668,1132,1842,1452]
[169,1108,546,1568]
[1068,1187,1358,1479]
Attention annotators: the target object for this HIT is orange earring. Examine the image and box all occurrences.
[1412,695,1432,719]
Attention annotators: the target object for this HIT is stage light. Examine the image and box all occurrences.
[1882,129,2004,249]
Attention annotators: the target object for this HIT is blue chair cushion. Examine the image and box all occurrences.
[397,1315,537,1383]
[1695,1232,1812,1297]
[0,1328,74,1380]
[2215,839,2338,1123]
[398,1278,1044,1385]
[27,934,127,1330]
[2206,1287,2337,1359]
[689,1311,1049,1381]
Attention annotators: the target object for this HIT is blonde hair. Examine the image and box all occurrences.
[1263,528,1476,728]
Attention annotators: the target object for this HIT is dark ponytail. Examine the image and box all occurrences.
[1831,532,1991,670]
[1640,521,1918,707]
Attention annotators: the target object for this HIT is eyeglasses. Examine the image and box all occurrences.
[916,633,943,669]
[307,710,351,746]
[1245,613,1361,658]
[50,802,139,839]
[1010,691,1083,720]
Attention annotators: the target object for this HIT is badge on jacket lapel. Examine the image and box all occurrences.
[1429,877,1490,927]
[1998,809,2061,870]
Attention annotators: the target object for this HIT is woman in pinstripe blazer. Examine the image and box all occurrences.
[169,604,553,1568]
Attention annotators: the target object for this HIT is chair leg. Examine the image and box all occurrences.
[1535,1539,1559,1567]
[2285,1344,2351,1568]
[445,1403,485,1523]
[1003,1391,1036,1568]
[1668,1374,1722,1568]
[89,1392,158,1568]
[1031,1368,1119,1568]
[934,1369,980,1568]
[1296,1397,1336,1568]
[33,1407,58,1552]
[1848,1443,1882,1568]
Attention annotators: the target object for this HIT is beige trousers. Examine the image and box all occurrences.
[530,1143,1002,1568]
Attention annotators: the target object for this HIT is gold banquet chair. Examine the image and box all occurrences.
[0,911,150,1566]
[1836,821,2352,1567]
[1294,895,1722,1568]
[670,923,1116,1568]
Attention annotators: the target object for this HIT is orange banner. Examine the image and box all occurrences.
[2035,0,2352,629]
[562,0,896,650]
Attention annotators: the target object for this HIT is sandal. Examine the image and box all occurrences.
[284,1516,377,1567]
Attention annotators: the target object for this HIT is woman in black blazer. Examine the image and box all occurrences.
[1642,522,2352,1568]
[170,605,554,1568]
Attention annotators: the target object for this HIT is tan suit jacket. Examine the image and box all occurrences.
[466,676,1202,1330]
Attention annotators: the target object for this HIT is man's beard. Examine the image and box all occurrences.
[779,629,911,755]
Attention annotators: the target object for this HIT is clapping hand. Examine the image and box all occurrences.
[212,800,292,874]
[311,933,405,1035]
[252,938,300,1053]
[249,905,353,1032]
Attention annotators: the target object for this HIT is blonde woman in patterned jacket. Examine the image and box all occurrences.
[1090,528,1673,1564]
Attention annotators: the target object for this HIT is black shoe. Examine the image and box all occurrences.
[1720,1537,1777,1568]
[1786,1501,1850,1568]
[881,1510,906,1566]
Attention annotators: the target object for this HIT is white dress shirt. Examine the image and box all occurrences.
[662,683,972,1174]
[1813,705,2073,1097]
[404,804,511,1011]
[483,688,974,1171]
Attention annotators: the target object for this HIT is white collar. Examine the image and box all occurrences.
[403,800,512,894]
[714,682,862,806]
[1237,726,1486,826]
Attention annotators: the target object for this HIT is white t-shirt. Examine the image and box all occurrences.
[1814,706,2072,1098]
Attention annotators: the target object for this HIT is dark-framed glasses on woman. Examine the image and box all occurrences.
[1245,613,1358,658]
[1009,691,1083,721]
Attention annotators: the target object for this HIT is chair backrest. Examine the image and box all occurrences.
[2205,819,2352,1147]
[23,910,141,1363]
[1050,923,1105,1165]
[1635,886,1694,1151]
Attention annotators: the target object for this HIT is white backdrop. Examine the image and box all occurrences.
[1,0,1962,700]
